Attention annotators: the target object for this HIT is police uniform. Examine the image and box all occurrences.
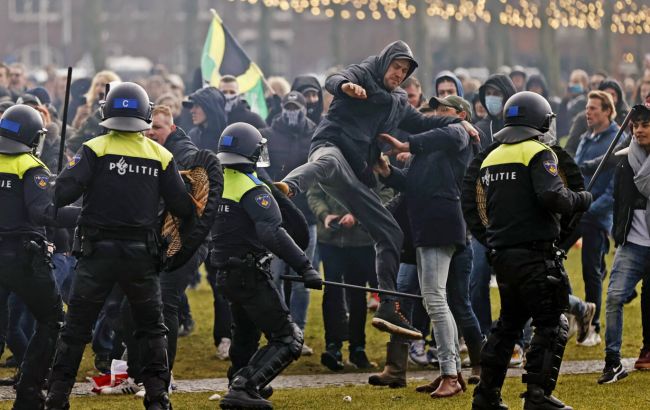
[0,105,78,410]
[212,122,321,410]
[467,92,591,410]
[46,83,193,410]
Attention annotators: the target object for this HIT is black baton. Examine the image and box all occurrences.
[280,274,423,300]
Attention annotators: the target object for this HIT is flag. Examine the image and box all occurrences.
[201,10,268,118]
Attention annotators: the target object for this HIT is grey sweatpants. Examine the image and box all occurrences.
[283,145,403,297]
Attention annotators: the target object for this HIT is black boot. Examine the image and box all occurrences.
[144,391,171,410]
[44,380,73,410]
[12,386,45,410]
[472,384,509,410]
[372,301,422,339]
[220,376,273,409]
[259,385,273,399]
[522,385,572,410]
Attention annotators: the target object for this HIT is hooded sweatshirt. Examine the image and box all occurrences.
[599,78,630,126]
[313,41,459,179]
[475,74,517,149]
[187,87,227,153]
[434,70,464,98]
[292,75,324,124]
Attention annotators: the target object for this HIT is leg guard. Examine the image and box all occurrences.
[45,339,85,410]
[16,317,62,393]
[523,314,569,394]
[141,336,171,399]
[232,322,303,390]
[478,319,520,391]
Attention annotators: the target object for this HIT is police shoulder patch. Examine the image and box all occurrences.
[67,154,81,169]
[543,160,558,176]
[255,193,272,209]
[33,174,49,189]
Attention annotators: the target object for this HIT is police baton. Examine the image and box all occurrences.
[567,106,636,229]
[280,275,423,300]
[54,66,73,219]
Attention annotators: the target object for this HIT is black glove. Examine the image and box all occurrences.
[579,158,599,175]
[575,190,593,212]
[301,268,323,290]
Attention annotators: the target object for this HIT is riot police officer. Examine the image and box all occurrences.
[465,92,593,410]
[45,82,194,410]
[212,122,322,409]
[0,104,78,409]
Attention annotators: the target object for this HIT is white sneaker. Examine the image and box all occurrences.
[459,337,468,354]
[408,340,429,366]
[566,314,577,340]
[301,343,314,356]
[216,338,231,360]
[577,327,601,347]
[509,344,524,368]
[489,275,498,289]
[99,377,143,395]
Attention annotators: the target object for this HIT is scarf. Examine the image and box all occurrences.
[628,138,650,232]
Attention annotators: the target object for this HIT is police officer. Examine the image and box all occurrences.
[466,92,592,410]
[45,82,194,410]
[0,104,78,409]
[212,122,322,409]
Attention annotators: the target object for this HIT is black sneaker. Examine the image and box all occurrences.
[94,353,111,374]
[522,385,572,410]
[371,301,422,339]
[321,344,344,371]
[220,387,273,409]
[349,347,374,369]
[597,361,628,384]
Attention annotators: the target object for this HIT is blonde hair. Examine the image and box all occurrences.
[588,90,616,122]
[152,105,174,124]
[85,70,121,108]
[267,76,291,97]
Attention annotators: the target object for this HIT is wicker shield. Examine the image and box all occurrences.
[161,150,223,270]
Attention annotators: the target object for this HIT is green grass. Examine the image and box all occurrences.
[1,372,648,409]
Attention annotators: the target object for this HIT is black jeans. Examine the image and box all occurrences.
[51,240,169,395]
[0,241,63,397]
[206,263,233,346]
[479,247,569,392]
[319,244,374,349]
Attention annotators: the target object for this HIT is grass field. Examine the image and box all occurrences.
[0,245,645,408]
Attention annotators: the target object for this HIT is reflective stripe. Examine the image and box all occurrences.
[481,139,554,169]
[222,168,267,202]
[84,131,173,170]
[0,153,47,179]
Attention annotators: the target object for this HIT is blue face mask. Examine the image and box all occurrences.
[485,95,503,116]
[568,84,584,95]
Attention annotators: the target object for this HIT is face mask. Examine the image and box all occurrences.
[485,95,503,116]
[538,116,557,146]
[224,94,239,113]
[281,109,305,127]
[568,84,584,95]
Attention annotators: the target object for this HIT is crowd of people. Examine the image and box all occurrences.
[1,42,650,410]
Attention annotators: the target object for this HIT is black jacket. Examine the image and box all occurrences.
[187,87,227,153]
[475,74,517,149]
[612,156,646,246]
[228,99,266,129]
[382,124,471,248]
[313,41,459,181]
[262,115,317,225]
[292,75,324,124]
[163,127,198,170]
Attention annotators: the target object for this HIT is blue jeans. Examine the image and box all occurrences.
[7,292,35,365]
[271,225,317,331]
[605,242,650,362]
[579,222,610,333]
[416,246,460,376]
[470,237,492,335]
[52,253,76,304]
[396,263,430,336]
[447,244,484,366]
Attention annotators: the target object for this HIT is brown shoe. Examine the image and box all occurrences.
[430,375,463,399]
[457,372,467,392]
[415,376,441,393]
[368,342,408,388]
[634,346,650,370]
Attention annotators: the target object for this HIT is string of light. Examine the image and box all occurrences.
[226,0,650,34]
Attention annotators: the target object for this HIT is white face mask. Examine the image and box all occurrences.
[281,108,305,127]
[539,116,557,146]
[485,95,503,116]
[224,94,239,114]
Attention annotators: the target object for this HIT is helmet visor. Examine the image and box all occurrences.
[256,138,270,168]
[539,116,557,146]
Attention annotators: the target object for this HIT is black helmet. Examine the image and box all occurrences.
[493,91,555,143]
[0,105,46,154]
[217,122,269,167]
[99,82,153,132]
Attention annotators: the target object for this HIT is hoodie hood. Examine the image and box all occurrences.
[292,75,324,124]
[525,74,549,99]
[189,86,227,136]
[361,41,418,91]
[479,74,517,120]
[435,70,464,98]
[598,78,629,122]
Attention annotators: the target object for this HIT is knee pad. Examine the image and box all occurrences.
[270,322,303,360]
[523,314,569,393]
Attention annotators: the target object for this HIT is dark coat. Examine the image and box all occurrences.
[475,74,517,149]
[292,75,324,124]
[187,87,227,153]
[382,125,471,248]
[262,115,317,225]
[612,155,647,246]
[163,127,198,169]
[227,99,266,129]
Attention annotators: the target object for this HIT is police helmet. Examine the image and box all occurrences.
[493,91,555,143]
[0,105,46,154]
[217,122,269,167]
[99,82,153,132]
